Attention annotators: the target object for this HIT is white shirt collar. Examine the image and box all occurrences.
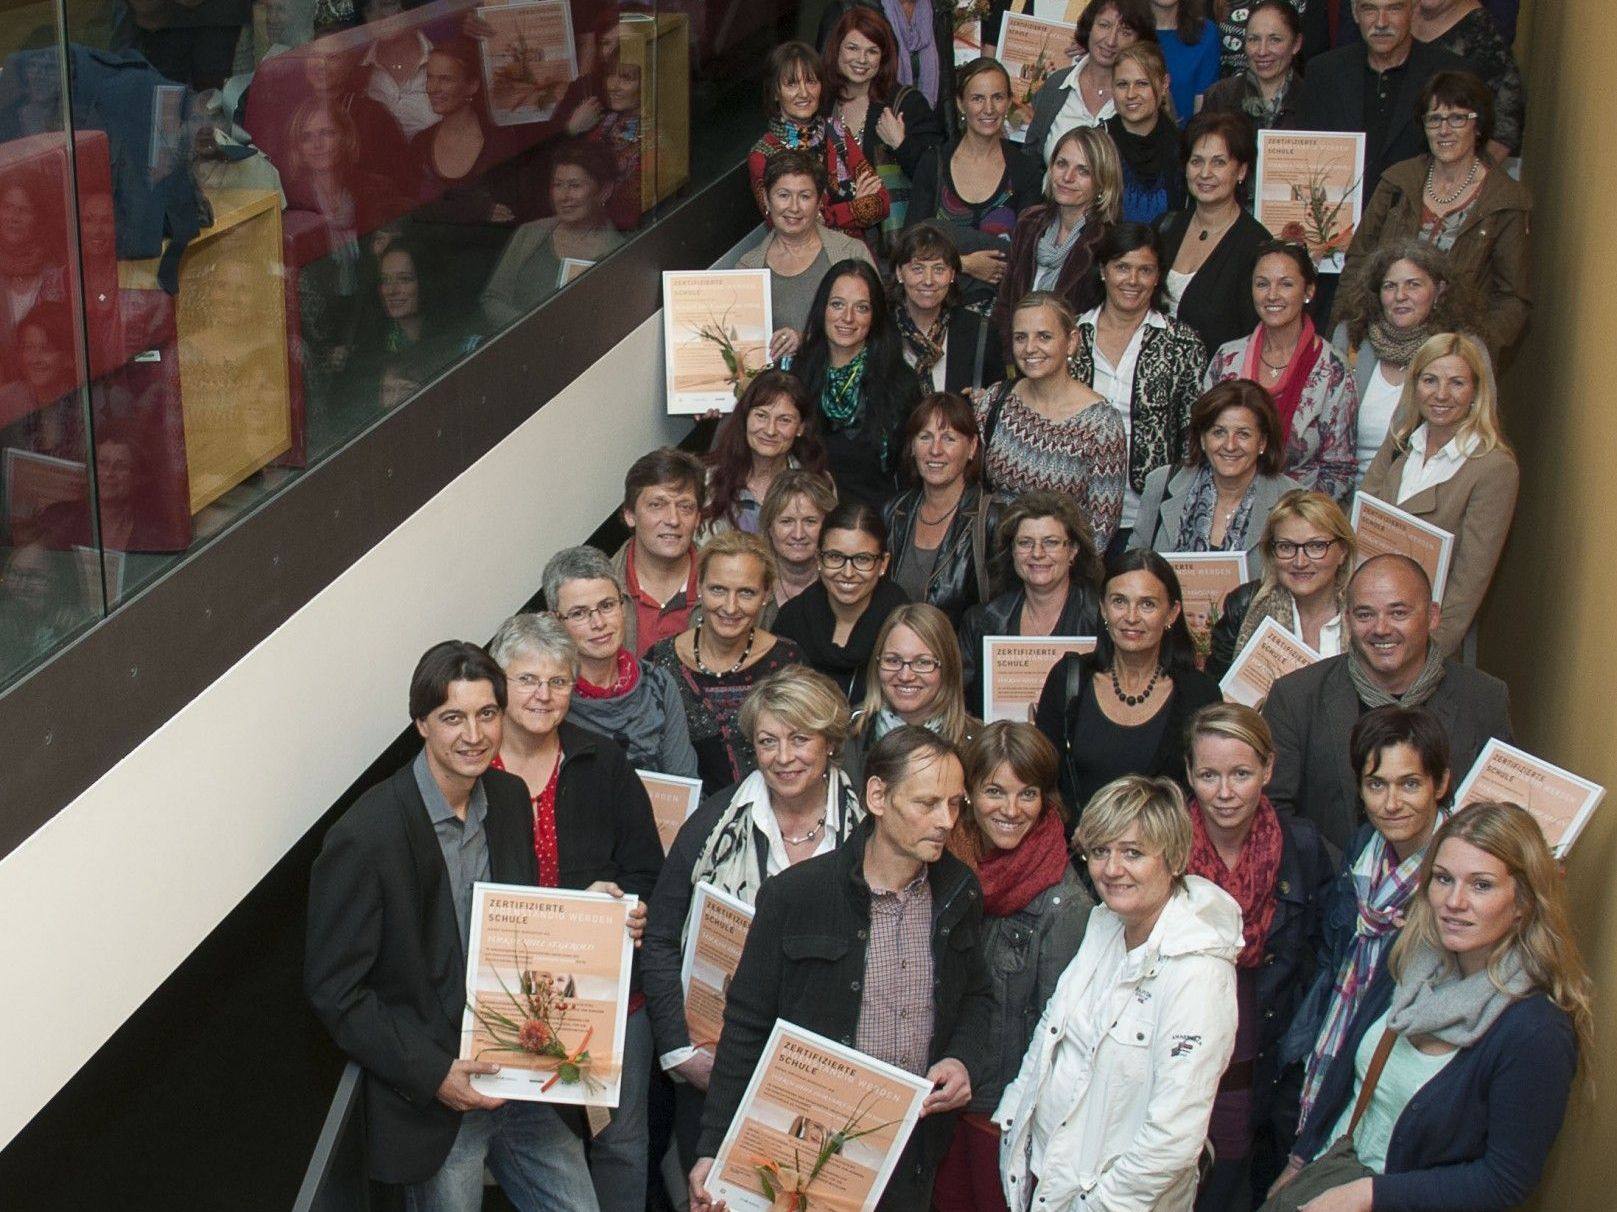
[1408,423,1479,464]
[361,30,432,71]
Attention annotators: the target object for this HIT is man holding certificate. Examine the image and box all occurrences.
[1262,553,1511,850]
[689,726,992,1212]
[304,642,598,1211]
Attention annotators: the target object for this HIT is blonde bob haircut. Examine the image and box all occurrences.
[1391,802,1594,1059]
[854,603,971,745]
[1046,125,1124,225]
[1185,701,1275,768]
[1075,774,1192,889]
[1112,42,1177,123]
[697,528,778,595]
[1388,332,1510,458]
[1252,489,1357,603]
[738,666,852,758]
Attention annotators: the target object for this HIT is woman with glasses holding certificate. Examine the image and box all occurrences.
[1333,71,1532,356]
[773,500,911,702]
[841,603,976,782]
[957,491,1105,717]
[645,531,807,796]
[1207,489,1355,681]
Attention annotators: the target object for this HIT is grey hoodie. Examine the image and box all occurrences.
[567,662,700,779]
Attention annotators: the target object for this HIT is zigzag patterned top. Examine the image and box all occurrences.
[976,385,1128,552]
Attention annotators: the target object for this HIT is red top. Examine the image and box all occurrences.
[623,541,698,657]
[490,751,561,886]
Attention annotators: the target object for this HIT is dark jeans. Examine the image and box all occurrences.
[138,24,241,91]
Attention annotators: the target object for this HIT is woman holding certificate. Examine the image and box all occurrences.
[991,126,1120,358]
[486,612,666,1212]
[641,667,863,1169]
[772,500,911,702]
[790,258,920,509]
[1021,0,1156,163]
[1184,704,1334,1212]
[1034,549,1220,811]
[996,774,1242,1212]
[1331,240,1482,481]
[1266,802,1590,1212]
[1131,379,1303,564]
[958,491,1106,717]
[933,722,1093,1212]
[842,603,976,782]
[759,470,839,623]
[1333,71,1532,355]
[1358,331,1518,657]
[1205,242,1359,504]
[644,531,807,796]
[698,371,829,540]
[1207,489,1355,680]
[976,292,1128,552]
[882,392,1001,623]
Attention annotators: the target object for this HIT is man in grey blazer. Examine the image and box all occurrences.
[1263,553,1511,852]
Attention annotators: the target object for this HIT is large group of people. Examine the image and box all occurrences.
[304,3,1592,1212]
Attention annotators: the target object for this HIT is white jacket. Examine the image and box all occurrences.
[994,875,1242,1212]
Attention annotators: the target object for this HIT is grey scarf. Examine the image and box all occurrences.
[1033,215,1084,291]
[1387,939,1533,1046]
[1348,641,1446,709]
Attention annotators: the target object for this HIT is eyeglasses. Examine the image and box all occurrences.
[1422,111,1477,130]
[819,550,881,572]
[511,673,573,693]
[556,596,625,625]
[878,653,942,675]
[1272,538,1338,560]
[1014,536,1070,554]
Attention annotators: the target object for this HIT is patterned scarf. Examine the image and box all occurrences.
[1297,814,1446,1124]
[1174,464,1259,552]
[767,115,826,152]
[1367,315,1432,368]
[768,116,863,208]
[574,647,640,699]
[894,302,949,381]
[974,806,1071,917]
[1188,797,1285,968]
[1347,640,1446,709]
[1234,584,1301,654]
[821,348,869,425]
[683,767,864,943]
[882,0,940,107]
[1240,313,1323,444]
[1239,68,1294,127]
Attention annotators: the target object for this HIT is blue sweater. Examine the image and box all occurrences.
[1294,966,1578,1211]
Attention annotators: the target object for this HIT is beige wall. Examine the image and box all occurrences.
[1481,0,1617,1201]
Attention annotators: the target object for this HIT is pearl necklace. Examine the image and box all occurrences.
[780,817,827,845]
[694,621,755,676]
[1110,663,1164,707]
[1426,156,1480,206]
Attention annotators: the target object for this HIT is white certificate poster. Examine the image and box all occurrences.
[1254,129,1367,273]
[1164,551,1250,670]
[998,13,1074,142]
[1219,617,1320,709]
[638,769,704,855]
[981,635,1097,723]
[662,269,772,414]
[681,881,756,1048]
[1452,739,1606,858]
[461,884,635,1106]
[709,1021,932,1212]
[1350,494,1454,605]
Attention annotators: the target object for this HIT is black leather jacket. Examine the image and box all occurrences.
[883,484,1004,626]
[957,581,1102,716]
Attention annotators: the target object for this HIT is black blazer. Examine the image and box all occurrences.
[303,762,576,1184]
[1156,206,1271,354]
[1294,40,1469,185]
[939,305,1004,393]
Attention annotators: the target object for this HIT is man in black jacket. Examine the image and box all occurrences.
[304,641,598,1211]
[689,726,991,1212]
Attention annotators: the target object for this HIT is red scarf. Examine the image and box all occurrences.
[1188,797,1283,969]
[1240,313,1322,445]
[574,647,639,700]
[491,752,562,886]
[975,808,1072,918]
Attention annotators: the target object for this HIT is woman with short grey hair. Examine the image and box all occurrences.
[541,544,699,780]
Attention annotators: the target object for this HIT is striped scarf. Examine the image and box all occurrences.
[1297,813,1447,1125]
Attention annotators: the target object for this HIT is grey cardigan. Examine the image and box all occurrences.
[1129,465,1303,567]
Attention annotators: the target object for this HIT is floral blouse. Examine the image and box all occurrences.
[1204,337,1360,504]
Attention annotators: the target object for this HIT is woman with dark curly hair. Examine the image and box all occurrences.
[699,371,829,539]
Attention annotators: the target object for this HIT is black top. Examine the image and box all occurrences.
[1066,676,1173,809]
[1155,206,1271,354]
[772,578,912,702]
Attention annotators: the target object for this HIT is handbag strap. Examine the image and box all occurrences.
[1347,1029,1399,1140]
[970,492,991,603]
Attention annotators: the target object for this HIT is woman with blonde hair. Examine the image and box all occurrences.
[997,774,1241,1211]
[757,469,839,623]
[934,722,1092,1212]
[1359,331,1516,657]
[644,529,805,793]
[992,125,1123,355]
[1266,802,1591,1212]
[1104,42,1187,225]
[1207,489,1356,681]
[1184,703,1333,1211]
[844,601,974,781]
